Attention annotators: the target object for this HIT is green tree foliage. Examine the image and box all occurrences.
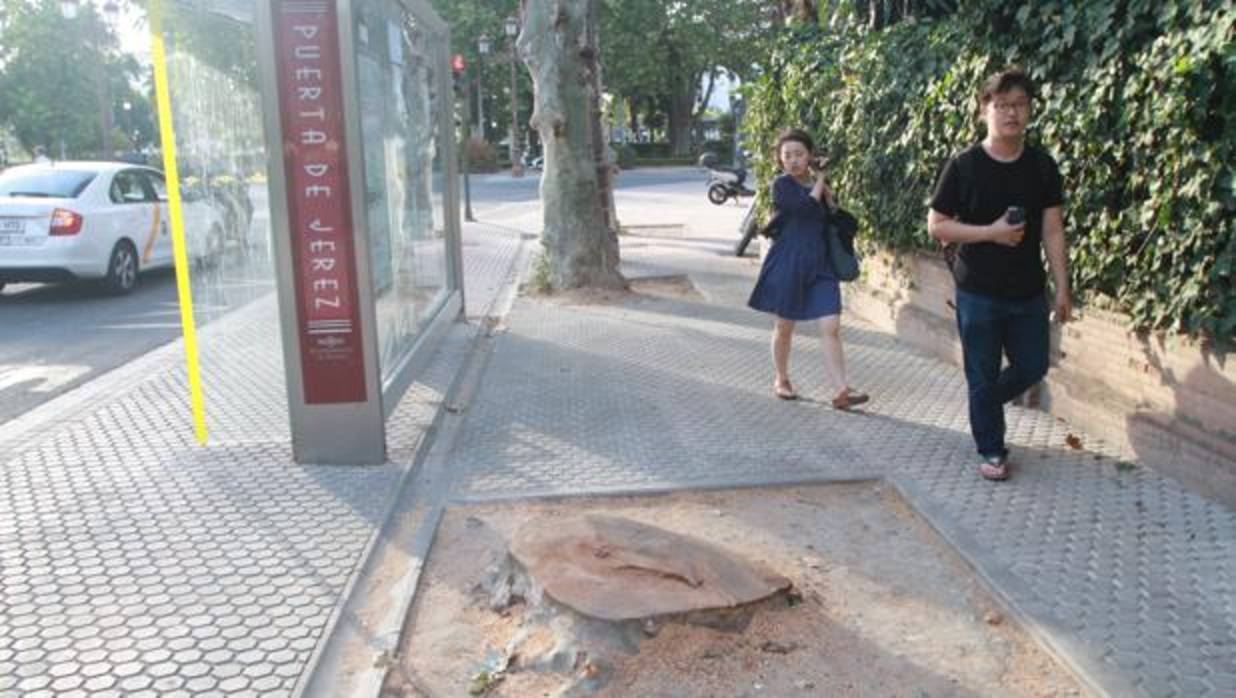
[744,0,1236,341]
[429,0,776,155]
[600,0,769,155]
[0,0,149,158]
[159,5,258,90]
[428,0,528,145]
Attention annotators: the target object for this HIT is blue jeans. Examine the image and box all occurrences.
[955,288,1050,459]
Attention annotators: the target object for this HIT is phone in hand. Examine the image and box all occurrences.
[810,155,828,171]
[1007,206,1025,225]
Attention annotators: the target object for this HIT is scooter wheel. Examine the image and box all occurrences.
[734,206,759,257]
[707,184,729,206]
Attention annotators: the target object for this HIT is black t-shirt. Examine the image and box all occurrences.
[931,143,1064,299]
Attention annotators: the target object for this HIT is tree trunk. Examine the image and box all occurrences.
[868,0,884,30]
[520,0,625,291]
[584,0,621,235]
[666,61,697,157]
[695,71,716,125]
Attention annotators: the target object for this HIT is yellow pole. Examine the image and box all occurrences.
[149,1,208,445]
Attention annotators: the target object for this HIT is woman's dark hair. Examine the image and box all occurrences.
[775,128,815,155]
[977,67,1035,108]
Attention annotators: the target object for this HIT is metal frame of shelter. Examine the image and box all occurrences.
[255,0,463,464]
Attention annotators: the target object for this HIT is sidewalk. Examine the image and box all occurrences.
[2,214,1233,697]
[0,222,528,698]
[434,230,1235,697]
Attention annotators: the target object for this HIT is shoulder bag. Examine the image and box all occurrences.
[825,207,860,282]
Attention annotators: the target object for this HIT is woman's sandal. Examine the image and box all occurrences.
[831,387,870,410]
[979,456,1010,481]
[774,381,799,401]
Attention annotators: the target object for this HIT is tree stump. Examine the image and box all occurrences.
[480,515,793,696]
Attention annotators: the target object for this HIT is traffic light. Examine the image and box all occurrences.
[451,54,467,101]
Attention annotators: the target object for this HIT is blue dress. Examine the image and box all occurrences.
[747,174,841,320]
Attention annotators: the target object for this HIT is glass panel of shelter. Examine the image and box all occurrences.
[354,0,451,383]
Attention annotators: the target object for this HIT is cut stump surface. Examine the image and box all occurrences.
[511,514,791,621]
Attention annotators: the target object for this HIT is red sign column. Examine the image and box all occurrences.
[272,0,366,404]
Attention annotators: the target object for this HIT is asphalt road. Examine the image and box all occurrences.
[0,271,183,424]
[0,166,723,425]
[464,165,714,216]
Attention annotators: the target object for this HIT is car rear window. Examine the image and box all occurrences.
[0,169,97,198]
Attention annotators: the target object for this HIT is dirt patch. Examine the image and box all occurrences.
[529,274,702,306]
[623,224,688,238]
[627,274,702,300]
[536,286,632,305]
[381,483,1089,697]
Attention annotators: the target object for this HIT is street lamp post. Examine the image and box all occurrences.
[58,1,77,159]
[504,16,523,177]
[97,1,119,159]
[462,99,475,223]
[121,100,133,154]
[60,0,118,160]
[476,35,489,141]
[455,56,475,223]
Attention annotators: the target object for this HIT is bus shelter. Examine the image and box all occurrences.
[160,0,463,463]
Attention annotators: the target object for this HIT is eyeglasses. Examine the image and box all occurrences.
[992,100,1030,113]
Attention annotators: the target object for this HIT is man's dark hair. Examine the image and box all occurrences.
[977,67,1035,109]
[775,128,816,156]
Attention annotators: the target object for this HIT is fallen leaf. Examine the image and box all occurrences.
[1065,433,1083,449]
[760,640,800,654]
[468,669,503,695]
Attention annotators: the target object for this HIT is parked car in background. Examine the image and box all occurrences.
[0,161,227,294]
[182,170,254,250]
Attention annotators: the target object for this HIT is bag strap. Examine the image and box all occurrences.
[1032,146,1055,205]
[957,148,979,223]
[942,149,975,268]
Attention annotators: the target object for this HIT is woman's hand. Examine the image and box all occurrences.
[811,166,836,209]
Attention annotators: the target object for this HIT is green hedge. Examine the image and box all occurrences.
[627,142,675,158]
[744,0,1236,341]
[612,143,637,170]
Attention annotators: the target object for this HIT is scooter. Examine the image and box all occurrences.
[521,151,544,171]
[699,152,754,205]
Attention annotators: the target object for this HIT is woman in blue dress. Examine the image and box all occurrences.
[748,129,870,410]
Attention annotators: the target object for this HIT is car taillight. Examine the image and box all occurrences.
[49,208,83,236]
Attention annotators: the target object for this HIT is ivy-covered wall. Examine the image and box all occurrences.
[743,0,1235,341]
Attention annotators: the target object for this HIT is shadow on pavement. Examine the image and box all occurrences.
[438,284,1230,697]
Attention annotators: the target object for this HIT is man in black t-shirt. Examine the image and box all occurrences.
[928,68,1072,482]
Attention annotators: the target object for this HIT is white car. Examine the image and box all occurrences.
[0,161,227,294]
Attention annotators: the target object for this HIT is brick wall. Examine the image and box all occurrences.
[847,249,1236,508]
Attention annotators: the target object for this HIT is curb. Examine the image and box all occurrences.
[890,475,1134,698]
[294,233,534,697]
[0,294,274,456]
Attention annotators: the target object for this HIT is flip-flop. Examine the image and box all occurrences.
[774,383,798,400]
[979,456,1010,481]
[831,387,870,410]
